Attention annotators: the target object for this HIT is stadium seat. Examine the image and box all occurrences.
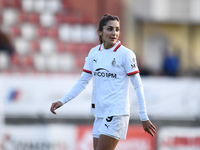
[2,8,18,26]
[0,0,96,73]
[58,24,71,42]
[20,23,36,41]
[46,54,58,72]
[33,0,46,14]
[39,12,55,27]
[33,53,46,71]
[39,37,56,55]
[46,0,61,14]
[14,38,30,55]
[0,52,9,71]
[82,25,98,43]
[58,53,75,72]
[21,0,34,12]
[69,24,82,43]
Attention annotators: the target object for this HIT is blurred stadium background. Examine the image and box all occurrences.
[0,0,200,150]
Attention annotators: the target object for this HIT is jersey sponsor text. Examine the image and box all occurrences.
[94,68,117,78]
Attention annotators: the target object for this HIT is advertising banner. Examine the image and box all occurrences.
[0,74,200,120]
[158,127,200,150]
[0,74,93,118]
[0,124,155,150]
[75,124,155,150]
[0,125,76,150]
[117,125,156,150]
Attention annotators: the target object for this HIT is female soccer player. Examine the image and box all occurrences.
[50,14,156,150]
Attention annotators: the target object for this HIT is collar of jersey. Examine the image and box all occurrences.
[98,41,121,52]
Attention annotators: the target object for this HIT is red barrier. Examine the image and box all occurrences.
[75,124,156,150]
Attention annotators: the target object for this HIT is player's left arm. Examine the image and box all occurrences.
[129,73,156,137]
[123,49,156,136]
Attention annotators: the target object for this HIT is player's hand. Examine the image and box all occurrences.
[50,101,63,114]
[141,120,156,137]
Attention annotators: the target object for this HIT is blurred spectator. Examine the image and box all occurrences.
[0,29,14,56]
[163,48,180,76]
[137,56,152,76]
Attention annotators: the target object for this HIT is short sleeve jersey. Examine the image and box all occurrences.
[83,41,139,117]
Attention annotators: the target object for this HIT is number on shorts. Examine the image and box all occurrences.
[106,116,113,122]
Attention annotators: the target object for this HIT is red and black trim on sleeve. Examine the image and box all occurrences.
[83,69,92,74]
[127,70,139,76]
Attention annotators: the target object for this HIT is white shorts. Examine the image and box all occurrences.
[92,115,130,140]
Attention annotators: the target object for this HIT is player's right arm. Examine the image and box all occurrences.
[50,71,92,114]
[50,48,94,115]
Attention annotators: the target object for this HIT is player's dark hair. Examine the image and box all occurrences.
[97,14,120,44]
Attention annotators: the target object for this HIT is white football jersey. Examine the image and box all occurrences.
[83,41,139,117]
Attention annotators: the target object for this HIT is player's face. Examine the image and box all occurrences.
[100,20,120,49]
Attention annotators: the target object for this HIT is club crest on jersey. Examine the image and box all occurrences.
[131,58,137,68]
[112,58,116,66]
